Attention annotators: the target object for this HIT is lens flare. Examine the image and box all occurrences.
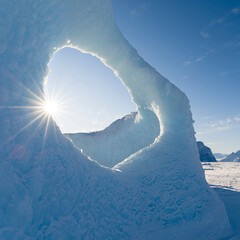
[44,100,59,116]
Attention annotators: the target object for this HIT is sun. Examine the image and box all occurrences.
[43,100,59,116]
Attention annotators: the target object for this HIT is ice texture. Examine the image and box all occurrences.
[65,110,160,167]
[0,0,234,239]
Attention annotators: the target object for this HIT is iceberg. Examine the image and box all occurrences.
[0,0,233,239]
[65,110,160,168]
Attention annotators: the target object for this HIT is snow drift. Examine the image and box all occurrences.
[0,0,234,239]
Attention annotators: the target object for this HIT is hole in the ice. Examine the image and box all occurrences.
[44,47,160,168]
[44,47,136,133]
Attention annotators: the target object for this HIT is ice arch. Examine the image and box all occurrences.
[0,1,234,239]
[66,110,160,168]
[45,47,137,134]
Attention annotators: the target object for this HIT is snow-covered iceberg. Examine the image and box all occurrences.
[0,0,234,239]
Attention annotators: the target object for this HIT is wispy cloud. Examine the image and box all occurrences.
[200,8,239,38]
[184,61,192,66]
[234,116,240,122]
[184,54,207,67]
[185,46,217,67]
[209,17,226,26]
[181,75,190,80]
[223,40,240,49]
[184,54,207,66]
[129,3,151,16]
[196,115,240,135]
[130,9,137,16]
[196,56,205,62]
[220,71,228,77]
[139,3,150,10]
[200,29,210,38]
[200,18,225,38]
[232,8,240,14]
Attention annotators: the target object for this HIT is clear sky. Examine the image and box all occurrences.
[45,0,240,153]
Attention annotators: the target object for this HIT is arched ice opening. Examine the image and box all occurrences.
[0,1,233,239]
[44,46,161,167]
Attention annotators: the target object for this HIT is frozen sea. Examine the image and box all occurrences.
[203,162,240,239]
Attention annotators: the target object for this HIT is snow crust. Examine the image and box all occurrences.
[203,162,240,239]
[0,0,233,239]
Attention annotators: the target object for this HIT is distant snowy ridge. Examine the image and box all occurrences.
[221,150,240,162]
[214,153,229,161]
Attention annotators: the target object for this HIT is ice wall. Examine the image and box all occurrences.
[0,0,234,239]
[66,110,160,167]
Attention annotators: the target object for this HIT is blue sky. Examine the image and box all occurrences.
[45,49,136,133]
[45,0,240,153]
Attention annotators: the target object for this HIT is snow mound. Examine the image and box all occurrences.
[0,1,233,239]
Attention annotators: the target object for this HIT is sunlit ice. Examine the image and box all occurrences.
[0,79,70,146]
[40,92,68,130]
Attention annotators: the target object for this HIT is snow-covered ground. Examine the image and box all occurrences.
[203,162,240,239]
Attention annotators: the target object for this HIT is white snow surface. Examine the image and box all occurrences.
[0,0,234,239]
[203,162,240,239]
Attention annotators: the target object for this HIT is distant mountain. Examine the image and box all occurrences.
[197,141,217,162]
[221,150,240,162]
[214,153,228,160]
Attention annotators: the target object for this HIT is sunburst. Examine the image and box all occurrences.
[43,99,59,117]
[1,79,68,149]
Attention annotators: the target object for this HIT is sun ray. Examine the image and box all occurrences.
[14,78,45,104]
[42,114,51,150]
[7,111,46,144]
[2,77,68,153]
[43,100,59,116]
